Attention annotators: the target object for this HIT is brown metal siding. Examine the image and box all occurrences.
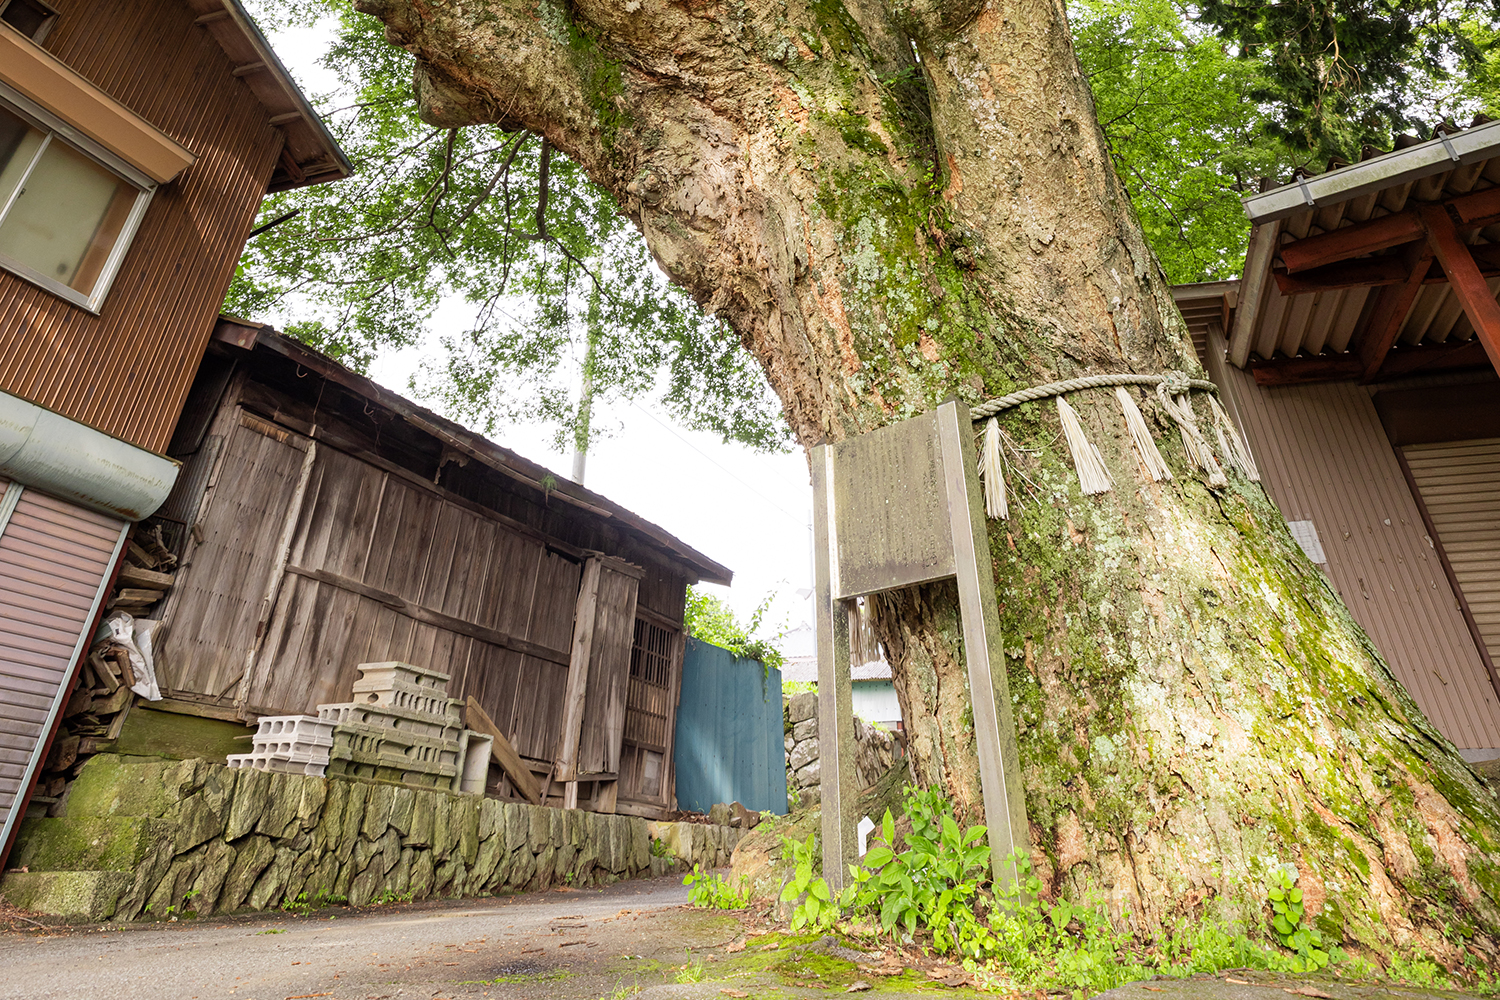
[1205,327,1500,748]
[0,484,125,846]
[0,0,282,452]
[1404,439,1500,667]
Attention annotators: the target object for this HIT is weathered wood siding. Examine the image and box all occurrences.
[247,445,583,762]
[0,0,282,451]
[154,408,313,702]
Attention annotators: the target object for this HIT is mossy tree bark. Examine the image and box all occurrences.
[354,0,1500,962]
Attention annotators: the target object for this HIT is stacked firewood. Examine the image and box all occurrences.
[107,523,177,615]
[29,525,176,818]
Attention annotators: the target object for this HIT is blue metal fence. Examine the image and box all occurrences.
[673,638,788,815]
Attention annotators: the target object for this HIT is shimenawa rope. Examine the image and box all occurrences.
[969,370,1258,518]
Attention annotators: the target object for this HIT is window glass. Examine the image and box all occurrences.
[0,103,44,210]
[0,127,134,295]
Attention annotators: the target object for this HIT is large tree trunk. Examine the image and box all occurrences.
[355,0,1500,961]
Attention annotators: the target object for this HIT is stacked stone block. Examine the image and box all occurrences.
[319,662,464,788]
[0,754,746,922]
[783,691,899,810]
[226,715,335,776]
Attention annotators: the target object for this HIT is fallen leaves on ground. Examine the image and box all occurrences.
[720,990,749,998]
[845,981,872,992]
[1285,989,1333,998]
[927,966,971,988]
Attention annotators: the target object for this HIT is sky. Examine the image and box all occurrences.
[255,10,816,636]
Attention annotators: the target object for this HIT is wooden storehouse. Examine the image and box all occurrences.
[1174,119,1500,766]
[137,319,732,819]
[0,0,348,866]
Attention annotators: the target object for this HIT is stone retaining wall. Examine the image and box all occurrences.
[1,755,742,921]
[784,692,899,809]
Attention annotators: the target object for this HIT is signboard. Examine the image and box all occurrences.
[811,401,1029,890]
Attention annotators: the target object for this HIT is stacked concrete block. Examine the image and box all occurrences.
[319,662,465,789]
[226,715,334,776]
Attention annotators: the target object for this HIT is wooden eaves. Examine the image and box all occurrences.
[1225,121,1500,384]
[187,0,352,192]
[214,317,735,587]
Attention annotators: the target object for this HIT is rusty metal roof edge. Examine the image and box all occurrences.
[231,320,734,586]
[221,0,353,185]
[1243,118,1500,224]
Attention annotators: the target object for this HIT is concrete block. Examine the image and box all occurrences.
[253,715,334,746]
[456,731,493,793]
[0,870,131,920]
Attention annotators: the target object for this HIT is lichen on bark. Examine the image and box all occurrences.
[353,0,1500,963]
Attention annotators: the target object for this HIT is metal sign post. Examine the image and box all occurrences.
[810,400,1029,892]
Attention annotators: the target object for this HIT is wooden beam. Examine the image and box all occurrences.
[464,696,542,805]
[1277,185,1500,275]
[1418,203,1500,376]
[1376,338,1493,379]
[553,559,603,784]
[1281,212,1423,273]
[283,565,573,666]
[1447,184,1500,229]
[1250,354,1364,386]
[1248,338,1494,386]
[1273,255,1411,294]
[1357,241,1435,380]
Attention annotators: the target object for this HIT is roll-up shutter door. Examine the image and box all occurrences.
[0,482,126,856]
[1403,438,1500,665]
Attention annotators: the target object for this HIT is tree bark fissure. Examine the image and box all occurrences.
[353,0,1500,961]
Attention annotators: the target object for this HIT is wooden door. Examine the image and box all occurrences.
[155,409,313,706]
[554,555,642,786]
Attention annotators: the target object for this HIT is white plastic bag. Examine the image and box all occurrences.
[100,612,162,701]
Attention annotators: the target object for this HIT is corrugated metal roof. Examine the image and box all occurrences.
[1225,121,1500,372]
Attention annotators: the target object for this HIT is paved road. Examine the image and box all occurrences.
[0,875,744,1000]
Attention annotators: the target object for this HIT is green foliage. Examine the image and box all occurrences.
[231,2,790,455]
[1386,953,1455,990]
[649,836,672,859]
[1070,0,1299,284]
[683,588,786,676]
[673,956,707,983]
[780,833,842,933]
[846,786,991,955]
[1195,0,1500,160]
[1266,869,1329,972]
[683,865,751,910]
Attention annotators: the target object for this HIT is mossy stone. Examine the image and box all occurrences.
[408,849,435,899]
[10,816,162,873]
[388,786,416,836]
[362,783,394,840]
[219,834,275,913]
[0,870,130,920]
[407,788,435,847]
[225,769,271,840]
[66,755,174,819]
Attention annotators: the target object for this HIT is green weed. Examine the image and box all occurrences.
[684,865,751,910]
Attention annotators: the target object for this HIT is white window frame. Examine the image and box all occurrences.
[0,78,155,314]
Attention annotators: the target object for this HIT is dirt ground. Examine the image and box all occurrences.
[0,873,991,1000]
[0,875,1485,1000]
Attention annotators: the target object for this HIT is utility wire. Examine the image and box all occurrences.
[627,399,808,527]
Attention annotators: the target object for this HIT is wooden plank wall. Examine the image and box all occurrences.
[573,562,640,776]
[245,445,585,762]
[155,408,311,701]
[0,0,282,452]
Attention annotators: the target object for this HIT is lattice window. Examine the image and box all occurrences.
[624,618,675,751]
